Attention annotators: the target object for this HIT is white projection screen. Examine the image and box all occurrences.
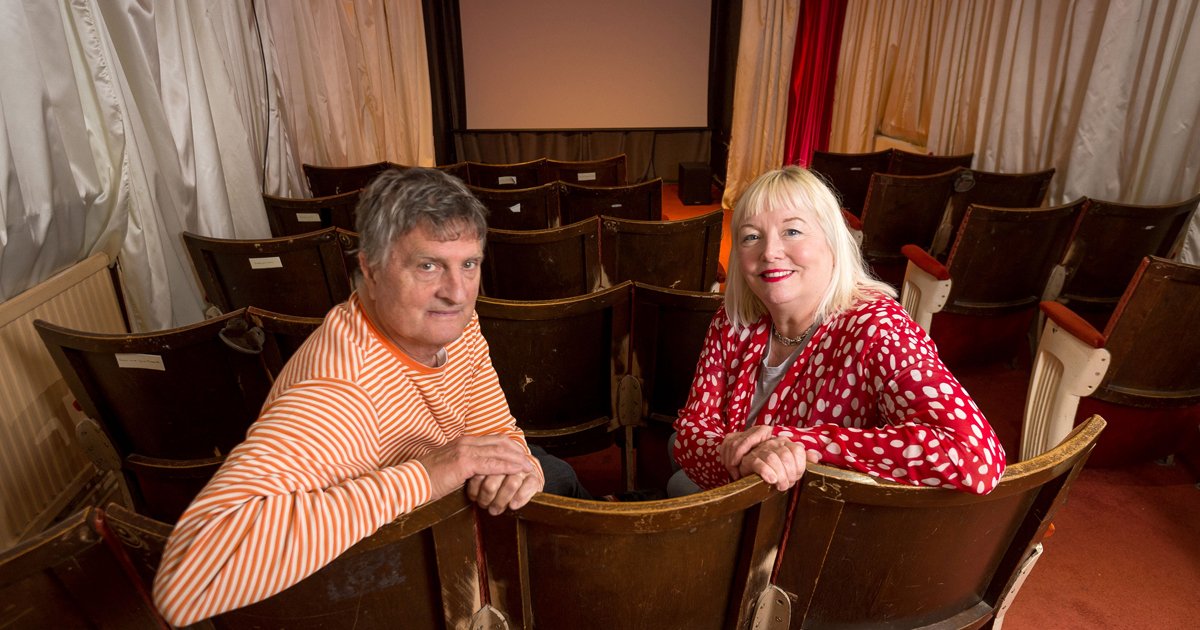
[459,0,712,130]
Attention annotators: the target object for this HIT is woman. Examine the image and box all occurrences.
[672,166,1005,495]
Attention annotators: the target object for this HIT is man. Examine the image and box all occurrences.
[153,168,585,626]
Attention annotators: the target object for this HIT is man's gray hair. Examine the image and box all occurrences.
[355,167,489,270]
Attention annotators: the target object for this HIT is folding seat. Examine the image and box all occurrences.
[845,168,963,287]
[302,161,395,196]
[809,148,892,217]
[933,167,1055,257]
[900,199,1084,367]
[34,310,273,521]
[559,178,664,224]
[482,217,601,300]
[598,209,723,292]
[543,154,627,186]
[470,181,562,230]
[246,306,324,376]
[480,476,787,629]
[183,226,357,318]
[476,282,635,487]
[887,148,973,176]
[1050,193,1200,328]
[467,158,548,188]
[1022,257,1200,466]
[629,283,724,488]
[262,190,360,237]
[770,416,1104,629]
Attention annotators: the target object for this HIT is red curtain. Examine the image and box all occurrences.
[783,0,849,167]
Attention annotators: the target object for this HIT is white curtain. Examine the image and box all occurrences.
[0,0,296,330]
[1,0,436,329]
[264,0,435,178]
[721,0,801,210]
[831,0,1200,262]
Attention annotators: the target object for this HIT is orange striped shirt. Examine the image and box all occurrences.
[152,294,534,626]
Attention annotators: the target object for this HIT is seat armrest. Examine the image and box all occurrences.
[899,245,951,332]
[1039,301,1104,348]
[1020,303,1111,460]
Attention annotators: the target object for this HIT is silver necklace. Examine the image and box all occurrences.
[771,321,819,347]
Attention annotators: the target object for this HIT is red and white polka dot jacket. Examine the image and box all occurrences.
[673,296,1006,494]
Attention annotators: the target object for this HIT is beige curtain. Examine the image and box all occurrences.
[0,1,287,330]
[831,0,1200,262]
[721,0,801,209]
[264,0,435,180]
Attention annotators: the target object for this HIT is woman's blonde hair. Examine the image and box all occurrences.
[724,165,895,330]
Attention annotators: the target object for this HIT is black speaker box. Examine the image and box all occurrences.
[678,162,713,205]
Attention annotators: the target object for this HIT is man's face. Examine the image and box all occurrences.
[357,222,483,365]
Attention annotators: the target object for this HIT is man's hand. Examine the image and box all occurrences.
[467,470,543,515]
[737,437,821,492]
[416,435,533,502]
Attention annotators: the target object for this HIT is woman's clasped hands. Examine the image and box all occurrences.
[718,425,821,492]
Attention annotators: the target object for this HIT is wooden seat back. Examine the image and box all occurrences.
[436,161,469,181]
[302,161,393,196]
[630,283,724,425]
[0,508,162,628]
[942,200,1084,316]
[887,149,974,176]
[859,169,962,285]
[470,182,562,230]
[544,154,627,186]
[809,149,892,217]
[262,191,360,237]
[124,454,224,523]
[102,492,485,629]
[481,476,787,629]
[941,167,1055,256]
[34,310,270,461]
[1095,256,1200,408]
[482,217,601,300]
[559,178,664,224]
[245,306,324,377]
[1059,193,1200,315]
[184,227,356,317]
[467,158,548,188]
[476,282,633,455]
[776,416,1104,629]
[599,210,723,291]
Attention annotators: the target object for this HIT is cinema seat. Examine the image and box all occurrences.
[262,190,360,237]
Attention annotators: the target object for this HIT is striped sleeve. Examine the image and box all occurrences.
[151,378,431,626]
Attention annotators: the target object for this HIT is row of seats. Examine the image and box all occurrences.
[302,154,629,197]
[811,147,976,217]
[905,254,1200,467]
[264,177,664,237]
[895,193,1199,362]
[32,282,721,520]
[483,211,724,300]
[0,415,1104,628]
[183,209,724,316]
[839,166,1055,286]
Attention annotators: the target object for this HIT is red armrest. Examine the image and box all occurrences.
[841,209,862,231]
[901,244,950,281]
[1039,301,1105,348]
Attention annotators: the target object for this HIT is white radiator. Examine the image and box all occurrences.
[0,253,126,549]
